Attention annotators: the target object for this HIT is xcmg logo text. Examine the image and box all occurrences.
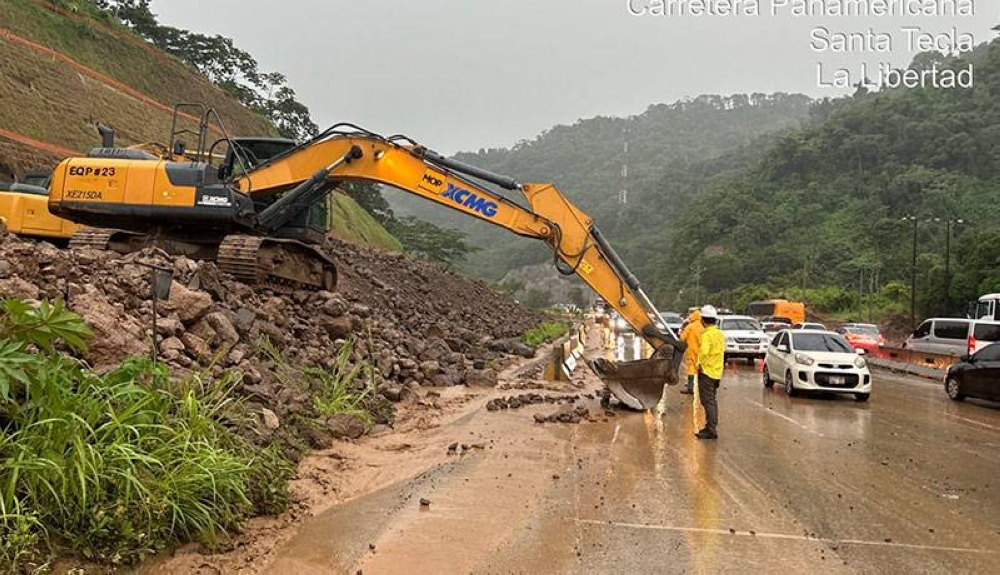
[441,184,498,217]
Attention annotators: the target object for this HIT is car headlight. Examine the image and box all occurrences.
[854,356,867,369]
[794,353,815,366]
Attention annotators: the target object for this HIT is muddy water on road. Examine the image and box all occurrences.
[266,365,1000,574]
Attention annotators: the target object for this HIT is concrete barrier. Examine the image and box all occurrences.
[873,345,959,371]
[546,323,588,381]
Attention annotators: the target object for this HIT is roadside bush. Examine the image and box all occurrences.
[259,336,388,429]
[0,300,293,569]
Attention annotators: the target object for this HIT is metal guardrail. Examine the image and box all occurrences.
[873,346,959,371]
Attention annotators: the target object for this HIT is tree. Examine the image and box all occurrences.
[389,217,479,267]
[87,0,318,140]
[343,182,394,225]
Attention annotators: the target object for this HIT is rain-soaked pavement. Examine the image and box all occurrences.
[267,360,1000,574]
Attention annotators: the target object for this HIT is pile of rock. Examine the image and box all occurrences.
[0,234,547,452]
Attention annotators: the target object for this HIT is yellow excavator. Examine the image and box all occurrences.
[46,105,682,408]
[0,169,83,241]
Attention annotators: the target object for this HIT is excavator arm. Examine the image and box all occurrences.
[239,125,682,408]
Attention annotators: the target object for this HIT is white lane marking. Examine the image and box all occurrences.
[944,413,1000,432]
[573,519,997,555]
[744,399,825,437]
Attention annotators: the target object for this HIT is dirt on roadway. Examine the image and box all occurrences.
[154,330,1000,575]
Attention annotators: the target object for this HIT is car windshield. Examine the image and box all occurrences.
[720,318,761,331]
[659,312,681,321]
[793,333,853,353]
[844,325,879,336]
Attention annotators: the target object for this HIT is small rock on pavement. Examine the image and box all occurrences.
[419,498,431,507]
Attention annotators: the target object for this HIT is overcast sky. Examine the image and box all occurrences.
[153,0,995,154]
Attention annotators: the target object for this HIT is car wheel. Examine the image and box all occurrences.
[785,371,798,397]
[945,377,965,401]
[763,365,774,388]
[854,393,870,402]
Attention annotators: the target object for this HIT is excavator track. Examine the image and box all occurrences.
[217,235,264,285]
[68,227,118,250]
[218,234,338,292]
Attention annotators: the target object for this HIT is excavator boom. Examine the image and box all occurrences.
[240,125,682,409]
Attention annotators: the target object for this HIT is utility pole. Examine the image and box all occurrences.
[858,268,865,323]
[903,216,918,329]
[691,262,704,307]
[938,218,964,315]
[619,126,629,206]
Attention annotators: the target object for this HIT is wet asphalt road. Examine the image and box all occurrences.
[268,365,1000,574]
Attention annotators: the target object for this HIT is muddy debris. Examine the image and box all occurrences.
[0,234,546,459]
[534,404,591,424]
[485,393,580,411]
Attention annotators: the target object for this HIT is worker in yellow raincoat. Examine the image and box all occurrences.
[678,309,704,395]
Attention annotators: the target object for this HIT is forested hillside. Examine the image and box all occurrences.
[385,94,812,283]
[653,41,1000,320]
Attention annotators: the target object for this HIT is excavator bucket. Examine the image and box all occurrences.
[591,352,681,410]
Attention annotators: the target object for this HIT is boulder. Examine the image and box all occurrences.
[464,368,498,387]
[321,316,353,339]
[161,337,185,354]
[0,277,40,300]
[162,282,213,324]
[155,317,184,338]
[180,332,210,360]
[326,414,367,439]
[206,312,240,345]
[419,360,441,379]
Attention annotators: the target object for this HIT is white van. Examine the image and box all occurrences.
[904,318,1000,356]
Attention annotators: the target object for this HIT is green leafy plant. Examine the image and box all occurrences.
[0,300,293,568]
[259,336,376,427]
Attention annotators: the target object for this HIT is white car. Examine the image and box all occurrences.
[719,315,769,363]
[764,330,872,401]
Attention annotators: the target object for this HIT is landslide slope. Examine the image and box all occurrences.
[0,0,398,250]
[0,0,272,174]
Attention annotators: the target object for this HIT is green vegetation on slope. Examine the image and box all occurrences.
[654,42,1000,322]
[385,93,812,282]
[0,0,271,138]
[0,298,392,569]
[329,193,403,251]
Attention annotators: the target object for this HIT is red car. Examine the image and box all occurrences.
[837,324,885,354]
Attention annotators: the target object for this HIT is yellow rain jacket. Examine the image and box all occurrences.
[697,324,725,380]
[679,311,704,374]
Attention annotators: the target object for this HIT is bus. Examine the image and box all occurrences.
[746,300,806,325]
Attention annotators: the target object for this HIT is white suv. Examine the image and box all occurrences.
[719,315,769,363]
